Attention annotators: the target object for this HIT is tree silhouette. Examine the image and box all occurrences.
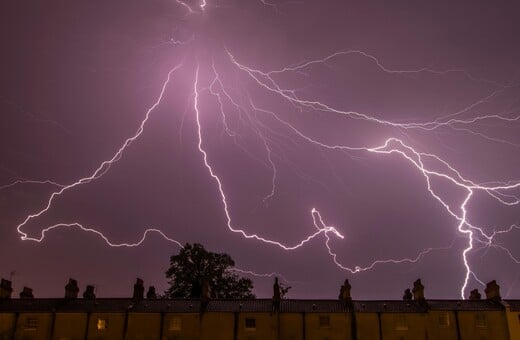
[165,243,255,299]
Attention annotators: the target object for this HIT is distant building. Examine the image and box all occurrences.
[0,277,518,340]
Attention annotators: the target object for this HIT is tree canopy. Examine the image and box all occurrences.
[165,243,255,299]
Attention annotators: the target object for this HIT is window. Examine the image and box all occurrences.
[438,312,450,327]
[245,318,256,330]
[319,315,330,328]
[169,317,182,331]
[97,318,108,331]
[475,313,487,328]
[395,315,408,331]
[24,318,38,331]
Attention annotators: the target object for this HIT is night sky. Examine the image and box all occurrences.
[1,0,519,300]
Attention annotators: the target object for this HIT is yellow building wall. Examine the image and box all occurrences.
[236,312,277,340]
[86,312,125,340]
[1,305,515,340]
[162,313,201,340]
[457,311,509,340]
[52,313,88,340]
[380,313,428,340]
[425,311,458,340]
[200,312,234,340]
[14,312,53,340]
[0,313,15,340]
[125,313,161,340]
[505,308,519,340]
[305,313,352,340]
[355,313,380,340]
[279,313,302,340]
[506,308,520,340]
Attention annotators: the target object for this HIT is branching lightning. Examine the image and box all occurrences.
[4,0,519,299]
[224,51,520,298]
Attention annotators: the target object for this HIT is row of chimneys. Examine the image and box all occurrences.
[1,277,502,302]
[334,278,501,303]
[0,278,156,300]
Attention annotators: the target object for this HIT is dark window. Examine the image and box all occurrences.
[438,312,450,327]
[24,318,38,331]
[245,318,256,330]
[475,313,487,328]
[395,315,408,331]
[169,317,182,331]
[319,315,330,328]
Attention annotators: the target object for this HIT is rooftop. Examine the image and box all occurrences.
[0,298,509,313]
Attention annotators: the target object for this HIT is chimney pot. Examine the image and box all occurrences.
[469,289,481,300]
[146,286,157,300]
[272,277,281,311]
[403,288,413,301]
[484,280,501,301]
[339,279,352,302]
[133,278,144,300]
[412,279,425,301]
[83,285,96,299]
[19,287,34,299]
[0,279,13,299]
[65,278,79,299]
[200,280,211,313]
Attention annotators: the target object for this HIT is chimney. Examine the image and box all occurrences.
[403,288,412,301]
[19,287,34,299]
[412,279,425,301]
[339,279,352,302]
[469,289,481,300]
[272,277,281,312]
[83,285,96,299]
[146,286,157,300]
[200,280,211,313]
[133,278,144,300]
[0,279,13,299]
[484,280,501,301]
[65,278,79,299]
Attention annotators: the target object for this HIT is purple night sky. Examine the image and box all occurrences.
[1,0,519,300]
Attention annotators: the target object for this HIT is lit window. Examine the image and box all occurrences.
[319,315,330,328]
[438,312,450,327]
[24,318,38,331]
[475,313,487,328]
[395,315,408,331]
[169,317,182,331]
[97,318,108,331]
[245,318,256,330]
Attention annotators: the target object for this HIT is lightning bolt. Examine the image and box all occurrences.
[8,1,519,299]
[16,63,184,242]
[225,51,520,298]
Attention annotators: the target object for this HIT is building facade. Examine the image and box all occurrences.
[0,278,518,340]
